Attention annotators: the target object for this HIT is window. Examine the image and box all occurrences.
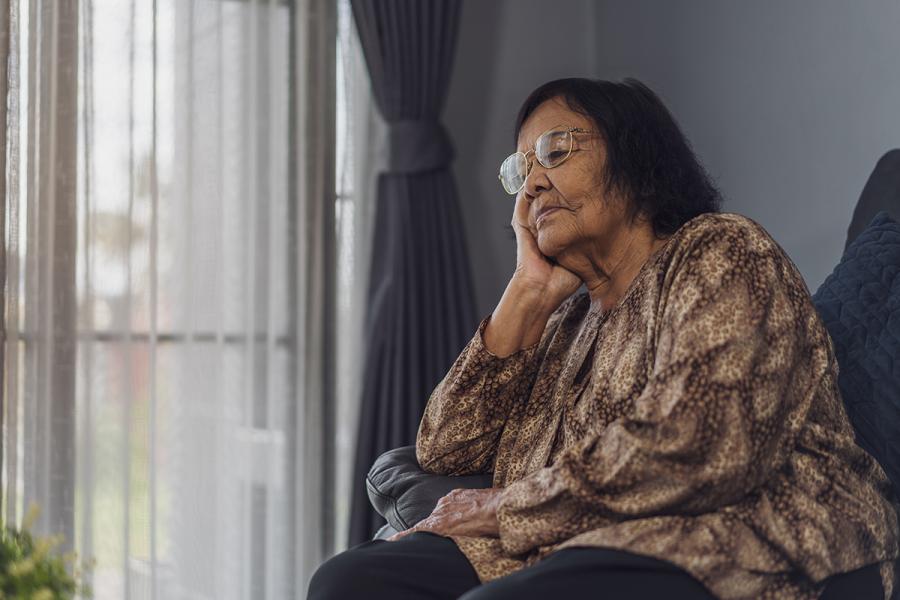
[2,0,351,597]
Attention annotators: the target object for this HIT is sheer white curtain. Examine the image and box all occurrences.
[1,0,340,598]
[334,0,382,554]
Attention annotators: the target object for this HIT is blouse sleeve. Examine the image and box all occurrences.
[496,222,828,556]
[415,294,579,476]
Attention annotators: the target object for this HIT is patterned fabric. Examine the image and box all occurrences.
[416,212,899,600]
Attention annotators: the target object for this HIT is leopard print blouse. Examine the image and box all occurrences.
[415,212,899,599]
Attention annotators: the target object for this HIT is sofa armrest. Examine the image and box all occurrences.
[366,445,493,532]
[373,522,399,540]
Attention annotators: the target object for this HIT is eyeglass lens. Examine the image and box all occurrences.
[499,129,573,194]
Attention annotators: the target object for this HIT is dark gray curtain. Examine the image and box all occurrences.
[348,0,478,545]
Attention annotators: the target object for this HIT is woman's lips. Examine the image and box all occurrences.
[536,207,560,225]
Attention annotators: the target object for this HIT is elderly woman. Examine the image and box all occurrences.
[308,78,898,600]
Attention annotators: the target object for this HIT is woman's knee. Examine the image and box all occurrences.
[306,544,390,600]
[456,578,520,600]
[307,533,482,600]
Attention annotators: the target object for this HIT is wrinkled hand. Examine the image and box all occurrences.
[386,488,504,542]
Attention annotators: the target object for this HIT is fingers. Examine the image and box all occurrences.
[387,489,504,541]
[516,223,542,262]
[511,192,548,270]
[436,488,466,506]
[386,519,440,542]
[386,522,422,541]
[511,190,535,233]
[386,529,409,542]
[512,214,543,267]
[387,490,470,541]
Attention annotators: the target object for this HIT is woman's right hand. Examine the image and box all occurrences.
[510,191,582,313]
[482,192,582,357]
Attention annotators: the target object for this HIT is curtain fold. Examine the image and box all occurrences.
[294,0,338,590]
[333,0,383,552]
[348,0,478,546]
[0,0,11,515]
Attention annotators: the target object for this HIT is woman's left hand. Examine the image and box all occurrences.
[386,488,504,541]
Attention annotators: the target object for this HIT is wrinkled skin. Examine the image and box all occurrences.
[510,96,667,314]
[386,488,504,541]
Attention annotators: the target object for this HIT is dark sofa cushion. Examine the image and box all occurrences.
[812,211,900,495]
[366,445,492,532]
[845,149,900,251]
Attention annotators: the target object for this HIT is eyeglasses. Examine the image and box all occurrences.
[498,126,598,195]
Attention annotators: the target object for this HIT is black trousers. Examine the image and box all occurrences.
[309,532,712,599]
[307,532,885,600]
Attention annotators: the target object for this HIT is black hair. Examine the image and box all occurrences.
[514,77,723,237]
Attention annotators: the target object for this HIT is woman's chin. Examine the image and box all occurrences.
[536,232,565,259]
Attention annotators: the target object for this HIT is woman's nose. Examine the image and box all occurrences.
[524,162,552,197]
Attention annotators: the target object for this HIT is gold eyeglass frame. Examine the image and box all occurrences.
[498,126,599,195]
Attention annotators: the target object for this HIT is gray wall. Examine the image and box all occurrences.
[445,0,900,317]
[444,0,599,318]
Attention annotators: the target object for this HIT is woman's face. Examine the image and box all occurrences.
[518,97,629,260]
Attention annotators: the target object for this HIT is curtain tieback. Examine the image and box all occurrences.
[387,119,454,174]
